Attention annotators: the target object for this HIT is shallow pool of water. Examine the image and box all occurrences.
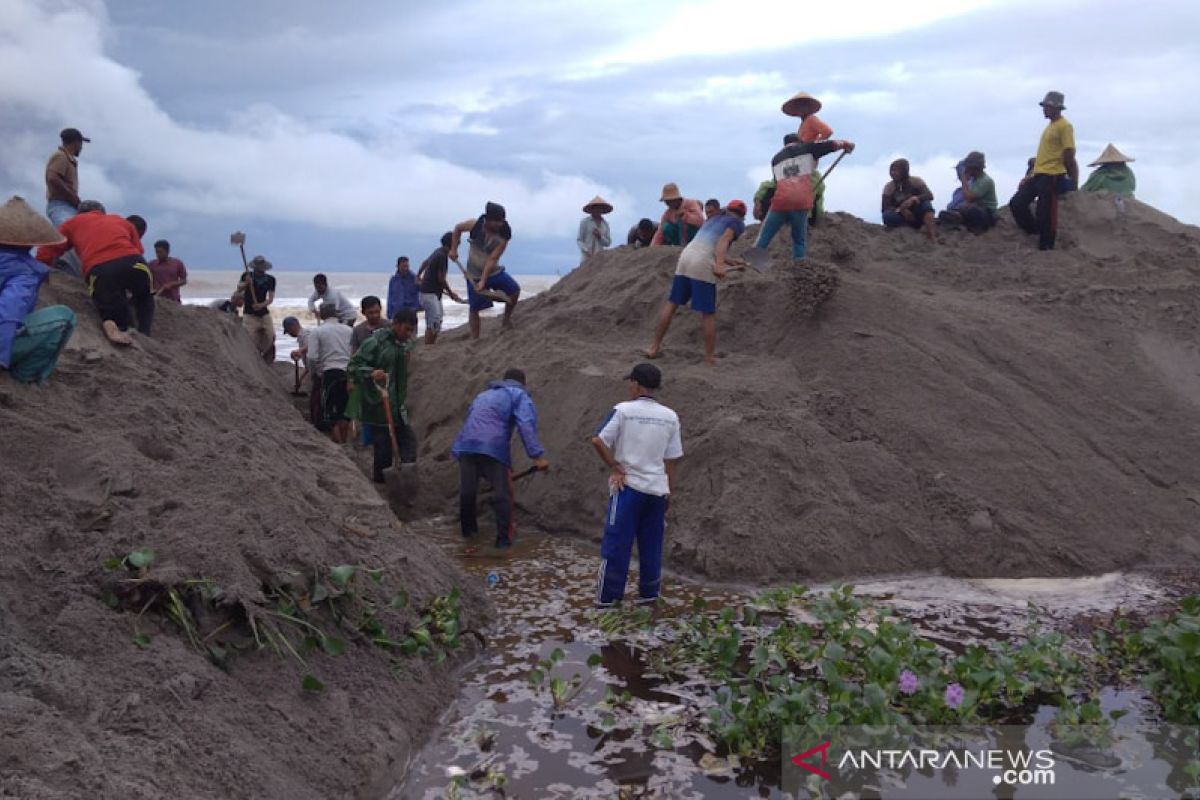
[392,521,1195,799]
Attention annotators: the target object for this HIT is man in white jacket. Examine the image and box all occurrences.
[576,196,612,264]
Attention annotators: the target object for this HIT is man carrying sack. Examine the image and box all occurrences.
[346,308,418,484]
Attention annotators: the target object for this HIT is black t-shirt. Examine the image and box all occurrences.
[242,272,276,316]
[419,247,450,296]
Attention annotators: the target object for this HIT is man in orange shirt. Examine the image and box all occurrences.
[37,202,152,345]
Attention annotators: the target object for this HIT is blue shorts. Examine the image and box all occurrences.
[667,275,716,314]
[467,271,520,312]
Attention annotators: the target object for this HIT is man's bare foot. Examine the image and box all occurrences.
[102,320,133,346]
[704,356,717,366]
[644,348,662,359]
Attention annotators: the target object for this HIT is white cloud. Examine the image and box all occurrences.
[0,0,622,238]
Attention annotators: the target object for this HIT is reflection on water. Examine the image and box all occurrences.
[393,521,1195,799]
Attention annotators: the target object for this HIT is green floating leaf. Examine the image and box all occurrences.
[586,653,603,668]
[102,557,123,571]
[126,549,156,569]
[399,637,420,656]
[132,633,152,648]
[310,583,330,604]
[528,668,545,686]
[321,636,346,656]
[365,568,384,584]
[692,597,708,612]
[549,647,565,664]
[301,673,325,692]
[390,591,409,609]
[329,565,357,586]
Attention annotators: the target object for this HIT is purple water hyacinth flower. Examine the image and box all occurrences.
[944,682,965,709]
[898,670,919,695]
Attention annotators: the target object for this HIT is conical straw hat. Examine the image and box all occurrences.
[0,196,65,247]
[1089,143,1134,167]
[781,91,822,117]
[582,195,613,214]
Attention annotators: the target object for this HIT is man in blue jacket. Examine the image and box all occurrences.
[451,369,549,548]
[0,196,77,384]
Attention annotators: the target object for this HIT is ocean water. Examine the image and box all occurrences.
[183,270,558,360]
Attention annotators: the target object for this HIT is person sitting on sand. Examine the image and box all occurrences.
[882,159,937,241]
[351,295,388,354]
[415,232,464,345]
[309,273,357,326]
[308,303,354,442]
[577,196,613,264]
[627,218,657,249]
[1082,144,1136,197]
[346,308,418,483]
[0,196,77,384]
[782,91,833,145]
[591,362,682,607]
[36,201,154,345]
[451,368,549,549]
[645,200,748,366]
[238,255,276,362]
[939,151,997,233]
[450,202,521,340]
[650,183,705,247]
[147,239,187,302]
[753,133,855,263]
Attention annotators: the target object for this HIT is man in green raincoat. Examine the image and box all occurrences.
[346,308,418,483]
[1081,143,1136,197]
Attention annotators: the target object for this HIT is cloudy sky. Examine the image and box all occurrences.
[2,0,1197,275]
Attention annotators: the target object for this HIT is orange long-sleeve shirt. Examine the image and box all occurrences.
[37,211,143,277]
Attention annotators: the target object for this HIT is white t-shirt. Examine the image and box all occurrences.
[596,397,683,497]
[307,322,353,374]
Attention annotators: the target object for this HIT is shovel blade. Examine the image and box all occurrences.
[230,231,246,246]
[747,246,773,273]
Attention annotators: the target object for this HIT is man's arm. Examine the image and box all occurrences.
[514,391,548,467]
[1063,148,1079,187]
[591,436,625,490]
[650,212,666,246]
[599,220,611,247]
[46,159,79,207]
[712,228,739,279]
[449,218,475,262]
[664,458,679,495]
[576,219,590,255]
[307,290,319,313]
[438,260,464,303]
[256,286,274,311]
[36,223,72,265]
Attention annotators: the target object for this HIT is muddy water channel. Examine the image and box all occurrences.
[393,520,1196,799]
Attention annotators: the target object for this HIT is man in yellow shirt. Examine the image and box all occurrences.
[1008,91,1079,251]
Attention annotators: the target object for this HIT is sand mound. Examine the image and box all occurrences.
[0,279,487,799]
[405,192,1200,583]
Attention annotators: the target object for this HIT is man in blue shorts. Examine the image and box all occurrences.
[450,202,520,339]
[645,200,747,365]
[590,362,683,607]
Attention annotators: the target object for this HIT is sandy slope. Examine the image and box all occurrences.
[0,279,488,799]
[404,192,1200,583]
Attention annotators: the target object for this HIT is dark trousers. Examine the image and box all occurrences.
[959,204,995,233]
[596,487,667,606]
[308,372,323,429]
[371,420,416,476]
[89,255,154,334]
[1009,174,1059,250]
[458,453,512,543]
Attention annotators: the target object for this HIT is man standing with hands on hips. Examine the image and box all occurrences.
[591,363,683,607]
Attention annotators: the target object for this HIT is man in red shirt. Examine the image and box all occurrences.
[148,239,187,302]
[37,202,152,345]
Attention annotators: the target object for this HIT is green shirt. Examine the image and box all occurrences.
[345,330,411,425]
[1082,164,1136,196]
[964,173,997,213]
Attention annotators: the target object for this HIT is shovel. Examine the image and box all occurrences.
[375,375,402,477]
[451,257,511,303]
[748,149,851,273]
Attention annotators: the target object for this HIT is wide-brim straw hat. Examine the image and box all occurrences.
[0,196,66,247]
[659,182,683,202]
[249,255,273,270]
[782,91,822,117]
[1089,143,1134,167]
[582,195,613,214]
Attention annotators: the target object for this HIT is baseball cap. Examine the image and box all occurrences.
[625,362,662,389]
[727,199,747,217]
[60,128,90,144]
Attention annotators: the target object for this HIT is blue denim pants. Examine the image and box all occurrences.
[755,210,809,259]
